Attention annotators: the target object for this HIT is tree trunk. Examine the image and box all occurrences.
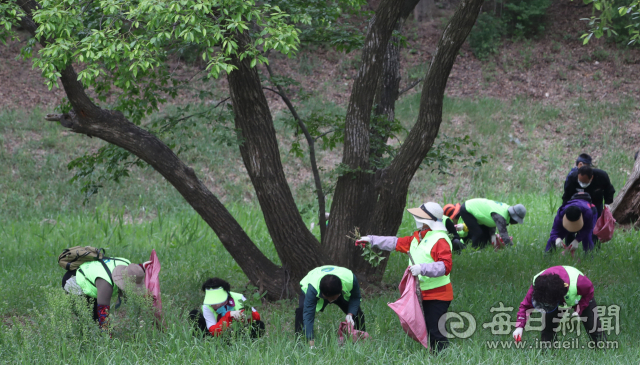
[364,0,485,281]
[325,0,407,271]
[227,32,328,285]
[17,2,298,300]
[611,157,640,227]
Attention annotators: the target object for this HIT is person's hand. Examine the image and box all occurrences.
[455,224,465,231]
[555,238,564,248]
[355,236,371,248]
[569,240,580,250]
[513,327,523,342]
[345,314,355,327]
[230,310,245,320]
[410,264,422,277]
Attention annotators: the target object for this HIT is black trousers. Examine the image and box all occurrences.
[423,300,451,353]
[459,205,493,249]
[294,291,365,336]
[541,299,605,343]
[62,270,99,322]
[188,309,265,338]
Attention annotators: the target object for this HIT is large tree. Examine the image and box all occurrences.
[1,0,484,299]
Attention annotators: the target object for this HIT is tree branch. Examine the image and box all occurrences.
[397,78,424,97]
[264,61,328,243]
[18,1,287,298]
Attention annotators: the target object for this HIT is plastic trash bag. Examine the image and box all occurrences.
[337,321,370,345]
[593,206,615,242]
[387,268,429,349]
[144,249,162,312]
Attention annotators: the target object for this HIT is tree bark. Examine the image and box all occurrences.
[364,0,485,280]
[611,158,640,227]
[17,2,294,300]
[325,0,407,270]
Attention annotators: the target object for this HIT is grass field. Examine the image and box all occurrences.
[0,95,639,364]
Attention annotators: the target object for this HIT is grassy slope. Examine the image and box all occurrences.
[0,94,639,363]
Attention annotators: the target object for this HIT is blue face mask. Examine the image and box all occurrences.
[215,306,229,316]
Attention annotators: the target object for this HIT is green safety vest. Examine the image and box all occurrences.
[409,230,452,291]
[443,215,467,238]
[533,266,583,309]
[300,266,354,312]
[465,198,510,227]
[205,291,245,311]
[75,257,131,298]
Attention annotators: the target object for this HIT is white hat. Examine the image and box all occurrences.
[407,202,447,231]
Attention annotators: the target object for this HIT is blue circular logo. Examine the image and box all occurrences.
[321,267,335,272]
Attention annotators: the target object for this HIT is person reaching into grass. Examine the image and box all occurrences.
[295,265,365,348]
[189,277,264,338]
[545,192,598,254]
[512,265,606,347]
[457,198,526,249]
[61,257,148,330]
[356,202,453,353]
[442,203,466,252]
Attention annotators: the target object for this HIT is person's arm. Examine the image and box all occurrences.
[394,231,427,254]
[413,239,452,277]
[491,213,512,245]
[546,213,565,251]
[515,286,535,328]
[95,278,114,329]
[602,171,616,205]
[347,275,361,316]
[575,275,595,315]
[207,311,233,336]
[444,219,461,241]
[368,235,398,251]
[303,284,319,341]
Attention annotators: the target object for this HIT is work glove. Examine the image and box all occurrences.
[555,238,564,248]
[355,235,371,248]
[345,314,355,327]
[410,264,422,277]
[230,310,245,320]
[513,327,523,342]
[569,240,579,250]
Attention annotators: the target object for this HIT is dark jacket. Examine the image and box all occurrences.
[563,168,615,214]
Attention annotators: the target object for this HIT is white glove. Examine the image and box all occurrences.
[410,264,422,277]
[230,310,244,320]
[513,327,523,342]
[455,224,465,231]
[555,238,564,247]
[345,314,355,327]
[569,240,579,250]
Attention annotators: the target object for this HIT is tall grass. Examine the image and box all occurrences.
[1,195,639,363]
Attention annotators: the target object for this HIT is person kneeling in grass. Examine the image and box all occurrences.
[61,257,147,330]
[295,266,365,348]
[512,265,605,346]
[189,278,265,338]
[545,193,597,254]
[357,202,453,353]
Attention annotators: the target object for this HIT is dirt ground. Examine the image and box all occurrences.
[1,1,639,113]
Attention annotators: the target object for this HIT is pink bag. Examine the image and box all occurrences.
[144,249,162,312]
[337,321,370,345]
[593,207,615,242]
[387,268,429,349]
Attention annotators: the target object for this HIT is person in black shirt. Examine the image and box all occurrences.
[563,165,615,218]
